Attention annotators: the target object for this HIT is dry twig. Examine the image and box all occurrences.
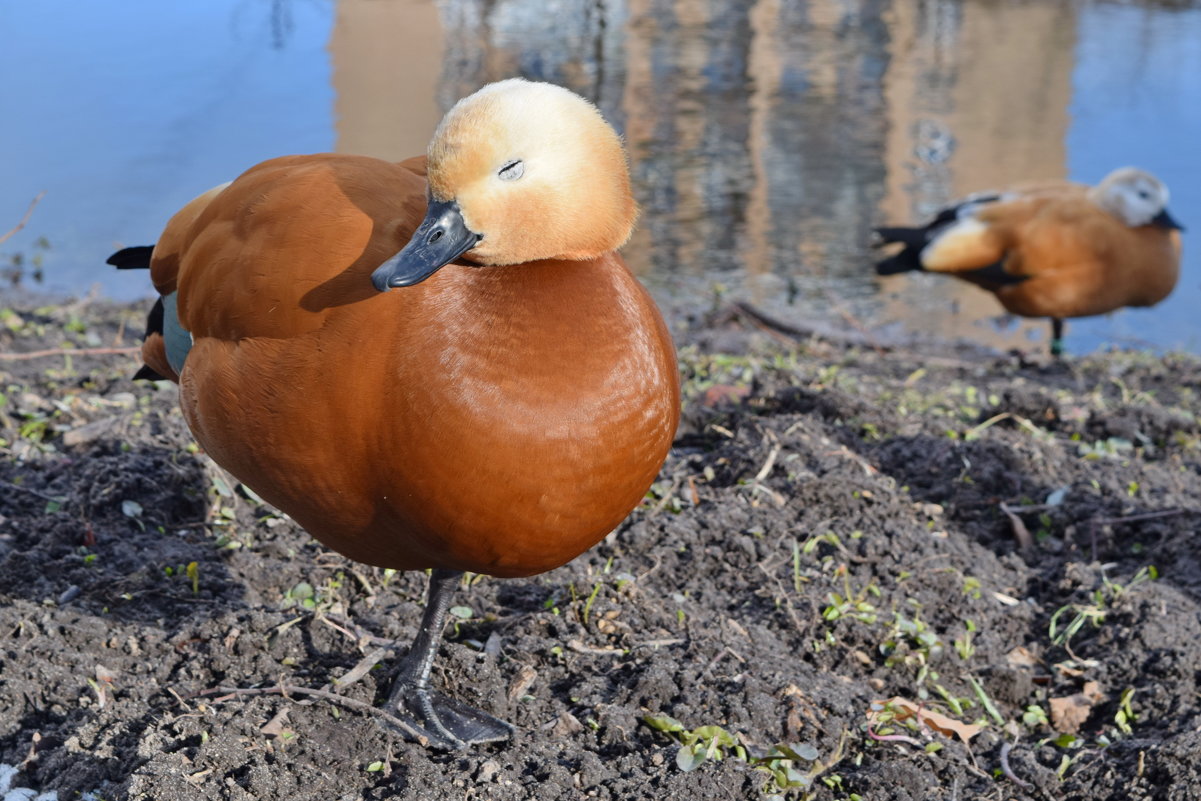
[0,346,141,362]
[999,502,1036,552]
[0,192,46,246]
[999,741,1033,792]
[728,300,884,350]
[5,482,66,504]
[188,682,428,744]
[1092,508,1183,526]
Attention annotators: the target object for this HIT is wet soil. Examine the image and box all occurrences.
[1,299,1199,800]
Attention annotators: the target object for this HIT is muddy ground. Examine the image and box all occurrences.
[1,298,1199,801]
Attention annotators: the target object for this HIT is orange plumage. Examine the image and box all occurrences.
[115,80,679,747]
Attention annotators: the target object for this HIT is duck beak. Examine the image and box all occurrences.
[1150,207,1185,231]
[372,198,482,290]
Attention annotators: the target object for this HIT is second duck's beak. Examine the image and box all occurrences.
[372,198,482,290]
[1150,207,1185,232]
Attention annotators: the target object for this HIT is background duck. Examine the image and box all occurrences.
[873,167,1184,355]
[110,78,680,749]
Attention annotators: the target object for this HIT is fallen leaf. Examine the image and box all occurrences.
[1006,646,1043,668]
[1050,694,1093,733]
[702,384,751,407]
[260,708,290,737]
[868,697,981,743]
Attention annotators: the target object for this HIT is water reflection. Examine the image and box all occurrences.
[399,0,1197,352]
[330,0,445,160]
[2,0,1197,353]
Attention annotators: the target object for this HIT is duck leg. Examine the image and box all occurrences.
[1049,317,1066,358]
[385,568,513,749]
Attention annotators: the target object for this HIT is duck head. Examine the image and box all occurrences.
[372,79,637,290]
[1091,167,1184,231]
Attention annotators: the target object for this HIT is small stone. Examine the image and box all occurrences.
[551,711,584,737]
[63,416,120,447]
[475,759,501,783]
[507,665,537,702]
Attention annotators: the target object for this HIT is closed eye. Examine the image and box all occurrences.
[498,159,524,181]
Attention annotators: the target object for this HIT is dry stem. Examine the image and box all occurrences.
[0,192,46,246]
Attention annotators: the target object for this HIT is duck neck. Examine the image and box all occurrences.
[447,257,617,330]
[423,255,645,381]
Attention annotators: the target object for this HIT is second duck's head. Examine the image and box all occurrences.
[372,79,636,290]
[1091,167,1184,232]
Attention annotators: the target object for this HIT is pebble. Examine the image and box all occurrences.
[475,759,501,783]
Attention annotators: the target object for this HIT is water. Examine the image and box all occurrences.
[1,0,1197,353]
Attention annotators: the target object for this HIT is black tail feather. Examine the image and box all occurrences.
[109,244,168,380]
[872,226,926,275]
[133,364,167,381]
[106,245,155,270]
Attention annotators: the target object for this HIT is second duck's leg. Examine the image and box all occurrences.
[1049,317,1066,358]
[386,568,513,749]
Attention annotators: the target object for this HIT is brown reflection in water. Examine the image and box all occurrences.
[622,0,759,286]
[879,1,1077,350]
[330,0,445,160]
[739,0,889,304]
[329,0,1091,350]
[621,0,892,304]
[411,0,892,306]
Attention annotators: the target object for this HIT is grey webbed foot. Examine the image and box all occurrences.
[387,681,513,749]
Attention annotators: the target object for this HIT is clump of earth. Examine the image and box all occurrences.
[1,299,1198,800]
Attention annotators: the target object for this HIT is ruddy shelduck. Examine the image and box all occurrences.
[109,79,680,748]
[873,167,1184,355]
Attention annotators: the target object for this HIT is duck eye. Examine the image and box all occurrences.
[498,160,524,182]
[1138,189,1150,200]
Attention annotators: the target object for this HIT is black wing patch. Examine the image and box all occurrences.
[959,260,1028,286]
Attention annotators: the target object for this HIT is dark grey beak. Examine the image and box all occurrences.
[371,198,482,290]
[1150,207,1185,232]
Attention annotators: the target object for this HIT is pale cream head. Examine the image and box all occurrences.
[1091,167,1171,227]
[425,79,637,266]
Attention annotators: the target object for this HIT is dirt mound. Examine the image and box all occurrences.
[2,300,1198,800]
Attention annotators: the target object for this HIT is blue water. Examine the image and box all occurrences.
[0,0,334,299]
[0,0,1197,354]
[1066,3,1201,352]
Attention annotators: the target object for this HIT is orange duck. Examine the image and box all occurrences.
[109,79,680,748]
[873,167,1184,355]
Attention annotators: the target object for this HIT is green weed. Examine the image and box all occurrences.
[643,715,848,799]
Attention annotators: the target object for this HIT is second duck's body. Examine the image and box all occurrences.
[874,167,1184,353]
